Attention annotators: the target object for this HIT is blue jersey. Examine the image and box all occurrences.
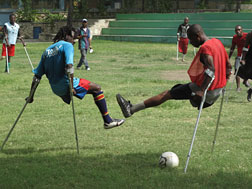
[33,41,79,96]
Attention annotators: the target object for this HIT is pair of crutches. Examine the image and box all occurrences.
[176,40,196,61]
[4,42,34,72]
[184,77,226,173]
[1,73,80,154]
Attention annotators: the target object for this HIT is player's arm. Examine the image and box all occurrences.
[26,75,41,103]
[66,64,76,95]
[17,30,26,46]
[226,58,232,80]
[196,54,215,97]
[177,25,181,41]
[241,32,252,63]
[3,25,9,46]
[229,42,236,59]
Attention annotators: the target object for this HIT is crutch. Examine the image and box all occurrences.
[67,73,79,154]
[184,77,214,173]
[176,40,179,61]
[0,79,39,150]
[23,46,34,71]
[211,87,226,153]
[193,47,196,56]
[5,42,9,73]
[225,57,241,102]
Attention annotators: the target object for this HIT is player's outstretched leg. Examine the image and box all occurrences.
[93,91,125,129]
[116,94,134,118]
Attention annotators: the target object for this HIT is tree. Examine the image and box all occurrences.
[236,0,241,12]
[67,0,73,28]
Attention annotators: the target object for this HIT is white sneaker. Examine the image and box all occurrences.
[104,119,125,129]
[86,67,90,71]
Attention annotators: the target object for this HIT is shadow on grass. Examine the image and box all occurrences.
[1,145,104,155]
[0,152,251,188]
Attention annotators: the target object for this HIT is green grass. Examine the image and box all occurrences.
[0,40,252,188]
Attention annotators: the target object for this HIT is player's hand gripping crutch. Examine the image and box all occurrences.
[184,76,215,173]
[23,46,34,71]
[211,87,226,153]
[1,76,40,150]
[67,72,79,154]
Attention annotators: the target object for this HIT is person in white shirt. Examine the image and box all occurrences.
[1,13,26,72]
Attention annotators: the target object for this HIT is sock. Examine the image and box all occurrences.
[131,102,145,114]
[5,62,10,72]
[93,91,113,123]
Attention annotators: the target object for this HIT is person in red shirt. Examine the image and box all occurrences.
[237,31,252,101]
[229,25,249,91]
[177,17,190,62]
[116,24,232,118]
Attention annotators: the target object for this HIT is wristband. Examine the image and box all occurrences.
[243,47,249,52]
[66,67,74,74]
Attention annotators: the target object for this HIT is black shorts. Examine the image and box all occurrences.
[170,83,213,109]
[237,59,252,80]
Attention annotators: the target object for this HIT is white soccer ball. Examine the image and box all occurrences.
[159,152,179,168]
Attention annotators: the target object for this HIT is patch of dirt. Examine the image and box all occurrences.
[160,70,190,81]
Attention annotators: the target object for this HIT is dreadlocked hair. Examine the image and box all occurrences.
[53,26,76,43]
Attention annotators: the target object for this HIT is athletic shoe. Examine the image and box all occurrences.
[247,88,252,102]
[104,119,125,129]
[116,94,133,118]
[243,80,250,87]
[86,67,90,71]
[236,87,241,92]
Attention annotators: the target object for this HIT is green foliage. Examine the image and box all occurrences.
[145,0,172,13]
[40,9,66,24]
[16,0,37,22]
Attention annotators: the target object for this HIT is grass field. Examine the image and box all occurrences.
[0,40,252,188]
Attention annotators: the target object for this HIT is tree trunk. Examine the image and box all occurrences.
[176,0,179,13]
[142,0,145,12]
[236,0,241,13]
[67,0,73,28]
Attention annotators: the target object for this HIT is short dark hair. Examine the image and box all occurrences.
[9,13,16,18]
[53,26,76,43]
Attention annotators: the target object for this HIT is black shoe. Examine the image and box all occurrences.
[243,80,250,88]
[104,119,125,129]
[247,88,252,102]
[116,94,133,118]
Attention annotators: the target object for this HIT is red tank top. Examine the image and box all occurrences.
[187,38,228,91]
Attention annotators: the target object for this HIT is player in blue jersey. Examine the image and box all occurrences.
[27,26,124,129]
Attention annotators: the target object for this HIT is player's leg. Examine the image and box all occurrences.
[84,82,124,128]
[77,49,84,69]
[117,83,193,118]
[83,49,90,70]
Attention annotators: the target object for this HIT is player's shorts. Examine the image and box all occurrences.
[2,44,15,57]
[237,58,252,80]
[178,38,189,54]
[170,82,222,109]
[60,78,91,104]
[234,56,241,73]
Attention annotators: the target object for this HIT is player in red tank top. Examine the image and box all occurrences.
[116,24,232,119]
[229,25,249,91]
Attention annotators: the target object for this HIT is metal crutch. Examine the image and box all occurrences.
[211,87,226,153]
[67,73,79,154]
[184,77,214,173]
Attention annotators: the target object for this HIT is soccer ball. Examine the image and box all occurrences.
[159,152,179,168]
